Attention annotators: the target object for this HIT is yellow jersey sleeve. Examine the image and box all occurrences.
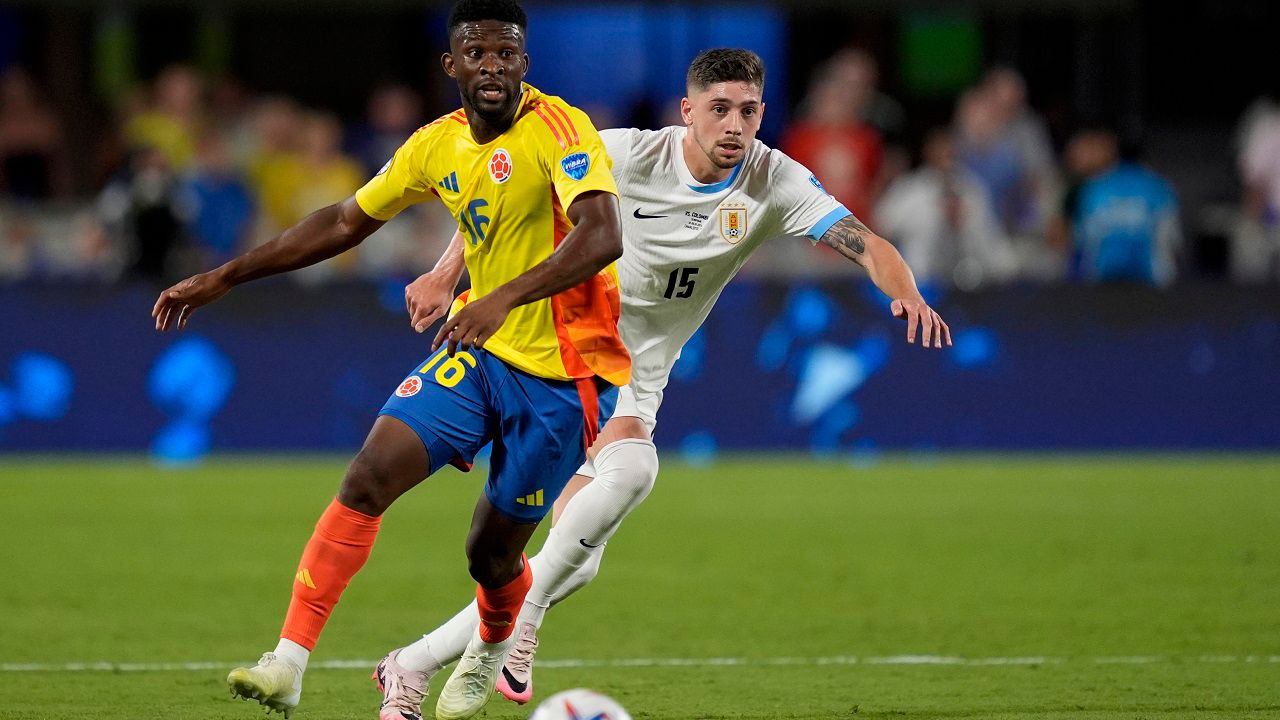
[354,125,439,221]
[532,102,618,212]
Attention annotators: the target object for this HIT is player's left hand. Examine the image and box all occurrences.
[432,292,513,356]
[891,298,952,349]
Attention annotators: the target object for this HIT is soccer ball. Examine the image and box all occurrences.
[528,688,632,720]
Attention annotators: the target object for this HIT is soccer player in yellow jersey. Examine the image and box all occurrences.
[151,2,628,718]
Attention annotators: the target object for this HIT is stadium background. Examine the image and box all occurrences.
[1,1,1278,719]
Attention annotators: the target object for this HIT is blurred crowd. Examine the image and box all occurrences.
[0,64,455,284]
[0,53,1276,288]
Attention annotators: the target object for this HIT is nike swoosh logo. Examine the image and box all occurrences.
[501,665,528,693]
[633,208,666,219]
[579,538,604,549]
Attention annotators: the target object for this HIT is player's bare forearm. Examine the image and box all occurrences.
[431,191,623,354]
[430,230,468,287]
[154,196,384,332]
[486,190,623,309]
[220,197,383,286]
[817,214,950,348]
[405,231,467,333]
[819,215,924,304]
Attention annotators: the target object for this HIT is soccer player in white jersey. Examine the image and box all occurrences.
[374,48,950,719]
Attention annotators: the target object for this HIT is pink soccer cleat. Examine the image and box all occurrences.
[373,648,431,720]
[495,622,539,704]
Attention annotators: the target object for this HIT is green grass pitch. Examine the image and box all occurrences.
[1,454,1278,719]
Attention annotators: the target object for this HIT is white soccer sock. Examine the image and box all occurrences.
[397,601,479,673]
[273,638,310,673]
[400,439,657,669]
[524,439,658,614]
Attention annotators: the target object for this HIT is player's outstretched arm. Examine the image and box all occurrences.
[433,190,623,355]
[153,197,384,332]
[818,215,952,349]
[406,230,467,333]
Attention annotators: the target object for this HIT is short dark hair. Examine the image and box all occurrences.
[448,0,527,33]
[686,48,766,92]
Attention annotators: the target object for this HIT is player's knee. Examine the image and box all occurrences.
[465,546,521,588]
[337,450,396,516]
[596,439,659,505]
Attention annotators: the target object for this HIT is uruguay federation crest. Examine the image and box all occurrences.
[718,205,748,244]
[488,148,513,183]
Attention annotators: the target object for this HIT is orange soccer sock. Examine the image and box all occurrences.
[280,499,382,650]
[475,555,533,644]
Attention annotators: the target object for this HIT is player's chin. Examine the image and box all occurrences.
[712,149,744,169]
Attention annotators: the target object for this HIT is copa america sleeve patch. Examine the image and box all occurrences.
[561,152,590,181]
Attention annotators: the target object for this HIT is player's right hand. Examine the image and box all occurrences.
[405,272,456,333]
[152,270,232,332]
[890,298,952,349]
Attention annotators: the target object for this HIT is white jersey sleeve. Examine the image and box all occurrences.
[767,149,853,244]
[601,128,638,185]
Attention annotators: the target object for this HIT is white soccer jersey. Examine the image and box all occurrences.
[601,125,850,430]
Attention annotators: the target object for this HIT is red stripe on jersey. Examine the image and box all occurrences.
[546,103,580,146]
[574,377,601,451]
[448,111,468,125]
[540,104,576,148]
[532,104,567,149]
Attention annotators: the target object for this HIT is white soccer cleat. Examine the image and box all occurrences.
[434,630,513,720]
[495,621,538,704]
[227,652,302,718]
[373,648,432,720]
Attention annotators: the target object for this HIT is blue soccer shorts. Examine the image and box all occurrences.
[379,347,618,523]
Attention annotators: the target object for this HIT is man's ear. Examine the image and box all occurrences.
[441,52,455,78]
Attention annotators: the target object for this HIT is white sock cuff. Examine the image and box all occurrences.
[594,438,657,467]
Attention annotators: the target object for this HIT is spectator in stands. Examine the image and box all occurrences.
[1072,133,1181,286]
[0,67,70,200]
[348,84,424,178]
[782,50,885,224]
[184,131,255,266]
[875,127,1014,290]
[246,97,305,242]
[1234,97,1280,282]
[1048,127,1119,254]
[98,147,192,281]
[124,65,206,173]
[955,71,1058,241]
[288,111,364,283]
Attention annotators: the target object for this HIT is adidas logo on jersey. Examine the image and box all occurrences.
[438,172,459,192]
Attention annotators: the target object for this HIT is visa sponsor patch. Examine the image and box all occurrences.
[395,376,422,397]
[561,152,590,181]
[488,148,513,183]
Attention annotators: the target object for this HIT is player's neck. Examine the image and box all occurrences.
[681,133,733,185]
[463,92,524,145]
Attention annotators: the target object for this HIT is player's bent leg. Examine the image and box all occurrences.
[497,421,658,704]
[230,416,430,716]
[436,497,538,720]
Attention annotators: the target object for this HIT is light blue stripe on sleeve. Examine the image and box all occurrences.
[806,206,852,241]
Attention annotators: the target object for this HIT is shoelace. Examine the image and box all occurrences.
[505,627,538,675]
[456,653,498,695]
[384,671,426,710]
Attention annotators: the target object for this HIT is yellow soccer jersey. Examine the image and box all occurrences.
[356,84,630,386]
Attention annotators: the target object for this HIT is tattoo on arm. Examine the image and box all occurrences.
[819,215,870,261]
